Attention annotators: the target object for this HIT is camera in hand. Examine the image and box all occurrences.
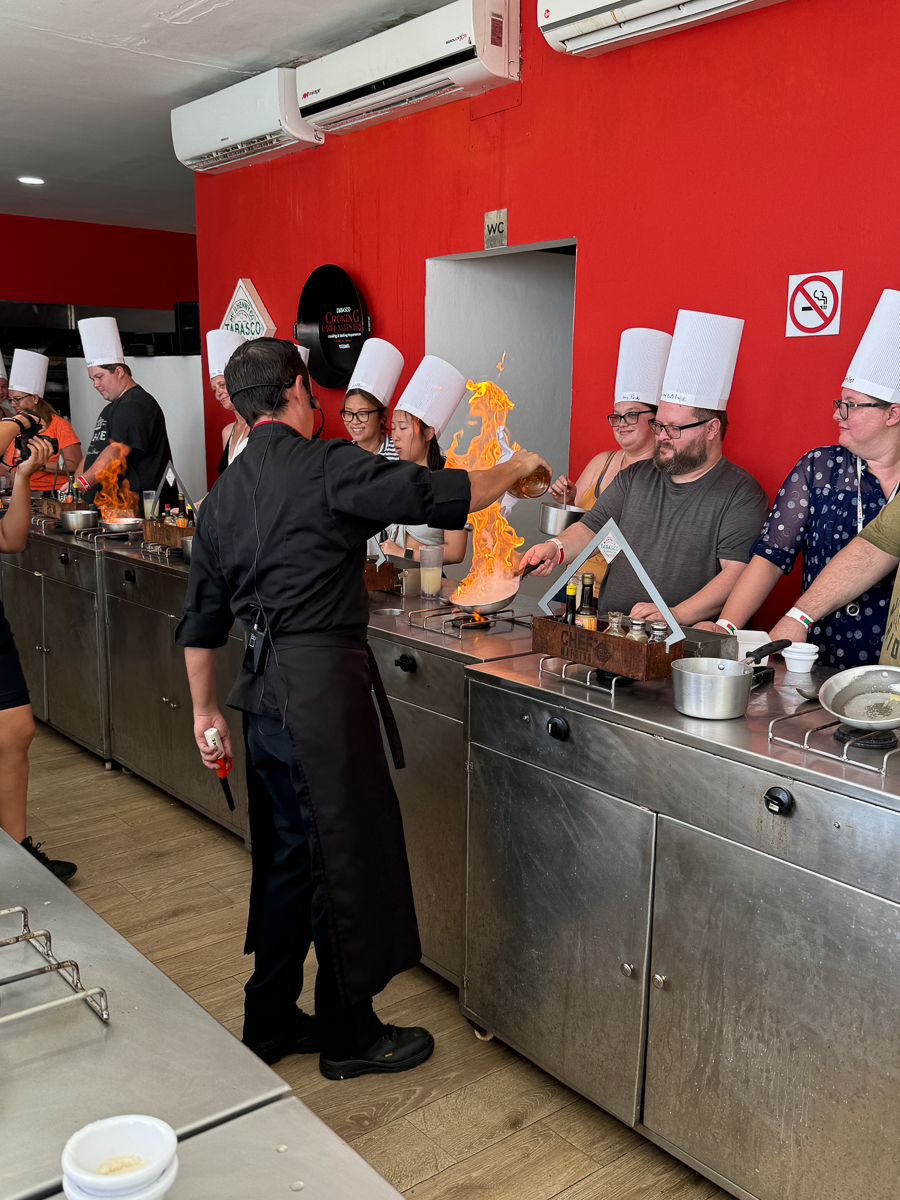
[15,424,58,462]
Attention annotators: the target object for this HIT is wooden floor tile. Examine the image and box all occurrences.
[350,1117,456,1192]
[544,1098,644,1167]
[551,1142,728,1200]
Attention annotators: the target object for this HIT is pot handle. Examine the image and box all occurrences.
[743,639,791,664]
[749,665,775,691]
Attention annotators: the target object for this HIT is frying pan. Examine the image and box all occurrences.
[448,562,539,614]
[100,517,143,534]
[816,665,900,731]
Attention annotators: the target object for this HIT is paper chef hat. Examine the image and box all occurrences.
[660,310,744,411]
[297,344,310,366]
[0,355,7,381]
[346,338,404,407]
[614,328,672,405]
[9,349,49,398]
[78,317,125,369]
[206,329,246,380]
[844,289,900,403]
[394,355,468,437]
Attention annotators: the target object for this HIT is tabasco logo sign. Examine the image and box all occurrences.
[221,279,276,340]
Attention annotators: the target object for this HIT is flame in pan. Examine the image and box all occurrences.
[92,444,139,520]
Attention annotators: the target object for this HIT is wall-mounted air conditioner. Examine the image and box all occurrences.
[538,0,789,57]
[171,68,323,174]
[295,0,519,135]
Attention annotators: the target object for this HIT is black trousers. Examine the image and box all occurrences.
[243,713,383,1059]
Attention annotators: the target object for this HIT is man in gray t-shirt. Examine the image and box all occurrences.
[521,402,769,625]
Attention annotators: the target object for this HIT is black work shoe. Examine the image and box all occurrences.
[319,1024,435,1081]
[243,1012,319,1064]
[20,837,77,883]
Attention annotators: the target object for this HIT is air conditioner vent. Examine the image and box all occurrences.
[183,128,297,173]
[314,81,466,133]
[300,48,478,120]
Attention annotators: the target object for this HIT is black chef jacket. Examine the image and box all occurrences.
[84,384,172,499]
[175,421,471,682]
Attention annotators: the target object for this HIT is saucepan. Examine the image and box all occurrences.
[60,508,99,533]
[671,640,790,720]
[539,502,586,537]
[809,665,900,732]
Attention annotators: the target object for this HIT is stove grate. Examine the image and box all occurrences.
[768,709,900,777]
[538,655,631,700]
[406,604,531,640]
[0,905,109,1026]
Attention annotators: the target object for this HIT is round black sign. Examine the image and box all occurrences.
[293,264,370,389]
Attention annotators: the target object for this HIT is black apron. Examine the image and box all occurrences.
[235,632,419,1008]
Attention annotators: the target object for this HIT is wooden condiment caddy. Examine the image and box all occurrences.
[531,614,683,681]
[143,518,194,548]
[41,497,78,518]
[364,560,400,591]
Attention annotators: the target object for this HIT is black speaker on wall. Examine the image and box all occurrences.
[175,301,201,356]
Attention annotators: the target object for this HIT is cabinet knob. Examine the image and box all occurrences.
[161,696,170,704]
[764,786,794,816]
[620,963,634,978]
[394,654,417,673]
[169,702,179,709]
[547,716,569,740]
[58,553,69,565]
[124,569,136,583]
[652,973,667,990]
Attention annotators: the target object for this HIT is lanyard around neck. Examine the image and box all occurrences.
[856,455,900,535]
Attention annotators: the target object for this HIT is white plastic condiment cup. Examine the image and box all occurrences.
[782,643,820,674]
[61,1115,176,1197]
[62,1158,179,1200]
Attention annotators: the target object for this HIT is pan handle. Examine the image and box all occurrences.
[743,639,791,664]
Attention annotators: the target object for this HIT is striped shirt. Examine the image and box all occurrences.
[378,435,399,461]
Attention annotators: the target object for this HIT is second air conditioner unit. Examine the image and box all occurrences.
[538,0,789,57]
[295,0,519,136]
[171,68,323,174]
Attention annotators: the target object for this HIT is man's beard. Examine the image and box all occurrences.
[653,437,709,477]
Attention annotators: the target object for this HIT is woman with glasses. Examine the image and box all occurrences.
[341,338,404,461]
[706,290,900,667]
[4,350,81,492]
[207,329,248,474]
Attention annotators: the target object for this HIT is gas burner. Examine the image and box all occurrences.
[406,604,531,640]
[141,540,183,559]
[448,611,494,631]
[833,724,898,750]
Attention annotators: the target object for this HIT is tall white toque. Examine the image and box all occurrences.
[843,289,900,402]
[394,355,468,437]
[660,310,744,412]
[0,355,7,381]
[346,338,404,406]
[9,349,49,398]
[206,329,246,381]
[78,317,125,369]
[614,328,673,405]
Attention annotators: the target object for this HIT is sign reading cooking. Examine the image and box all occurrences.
[221,279,277,340]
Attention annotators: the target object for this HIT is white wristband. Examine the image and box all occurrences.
[716,618,737,636]
[787,606,814,631]
[549,537,565,566]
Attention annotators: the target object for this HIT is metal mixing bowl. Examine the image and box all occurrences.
[539,502,586,536]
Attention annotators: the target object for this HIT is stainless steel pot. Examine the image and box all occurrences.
[181,535,193,562]
[539,502,586,536]
[671,640,788,720]
[60,508,98,533]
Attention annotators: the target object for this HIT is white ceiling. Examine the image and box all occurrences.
[0,0,448,233]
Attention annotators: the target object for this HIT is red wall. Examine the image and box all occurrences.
[0,213,198,309]
[194,0,899,624]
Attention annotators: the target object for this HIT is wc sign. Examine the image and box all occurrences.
[786,271,843,337]
[484,208,507,250]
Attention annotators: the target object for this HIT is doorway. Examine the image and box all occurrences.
[424,240,576,597]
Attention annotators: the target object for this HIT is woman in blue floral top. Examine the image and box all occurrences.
[707,392,900,666]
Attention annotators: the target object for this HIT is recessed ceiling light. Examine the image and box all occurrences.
[18,176,44,186]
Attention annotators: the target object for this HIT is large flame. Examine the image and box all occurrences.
[92,444,139,520]
[446,376,524,606]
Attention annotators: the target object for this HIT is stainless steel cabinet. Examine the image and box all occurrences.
[0,562,46,720]
[644,817,900,1200]
[464,745,655,1126]
[106,594,247,837]
[42,576,105,752]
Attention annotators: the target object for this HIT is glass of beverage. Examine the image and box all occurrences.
[143,490,156,519]
[419,545,444,597]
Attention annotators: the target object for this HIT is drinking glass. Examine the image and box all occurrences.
[143,490,156,519]
[419,545,444,597]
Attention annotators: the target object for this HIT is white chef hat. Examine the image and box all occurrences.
[843,289,900,402]
[346,338,404,407]
[297,344,310,366]
[659,310,744,411]
[394,355,467,437]
[0,355,7,381]
[614,328,672,405]
[9,349,49,398]
[206,329,246,380]
[78,317,125,369]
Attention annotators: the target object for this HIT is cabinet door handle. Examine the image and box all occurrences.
[169,701,179,709]
[620,963,635,978]
[652,973,667,990]
[161,696,170,703]
[58,553,69,565]
[394,654,417,673]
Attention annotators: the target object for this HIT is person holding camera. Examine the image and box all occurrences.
[5,349,81,492]
[0,417,77,880]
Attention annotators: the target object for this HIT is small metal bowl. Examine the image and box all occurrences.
[539,502,586,536]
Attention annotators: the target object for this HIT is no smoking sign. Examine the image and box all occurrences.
[786,270,843,337]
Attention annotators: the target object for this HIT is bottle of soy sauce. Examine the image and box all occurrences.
[564,581,578,625]
[574,573,598,630]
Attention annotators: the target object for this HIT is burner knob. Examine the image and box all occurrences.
[58,553,69,565]
[124,569,136,583]
[764,786,794,816]
[394,654,417,673]
[547,716,569,741]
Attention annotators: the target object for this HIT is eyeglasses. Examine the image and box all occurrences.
[607,409,654,428]
[339,408,377,424]
[833,398,889,420]
[647,418,712,440]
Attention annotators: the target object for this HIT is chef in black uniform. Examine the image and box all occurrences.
[176,338,548,1079]
[73,317,172,502]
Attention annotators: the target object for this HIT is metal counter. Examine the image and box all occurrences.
[0,829,289,1200]
[463,654,900,1200]
[46,1097,402,1200]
